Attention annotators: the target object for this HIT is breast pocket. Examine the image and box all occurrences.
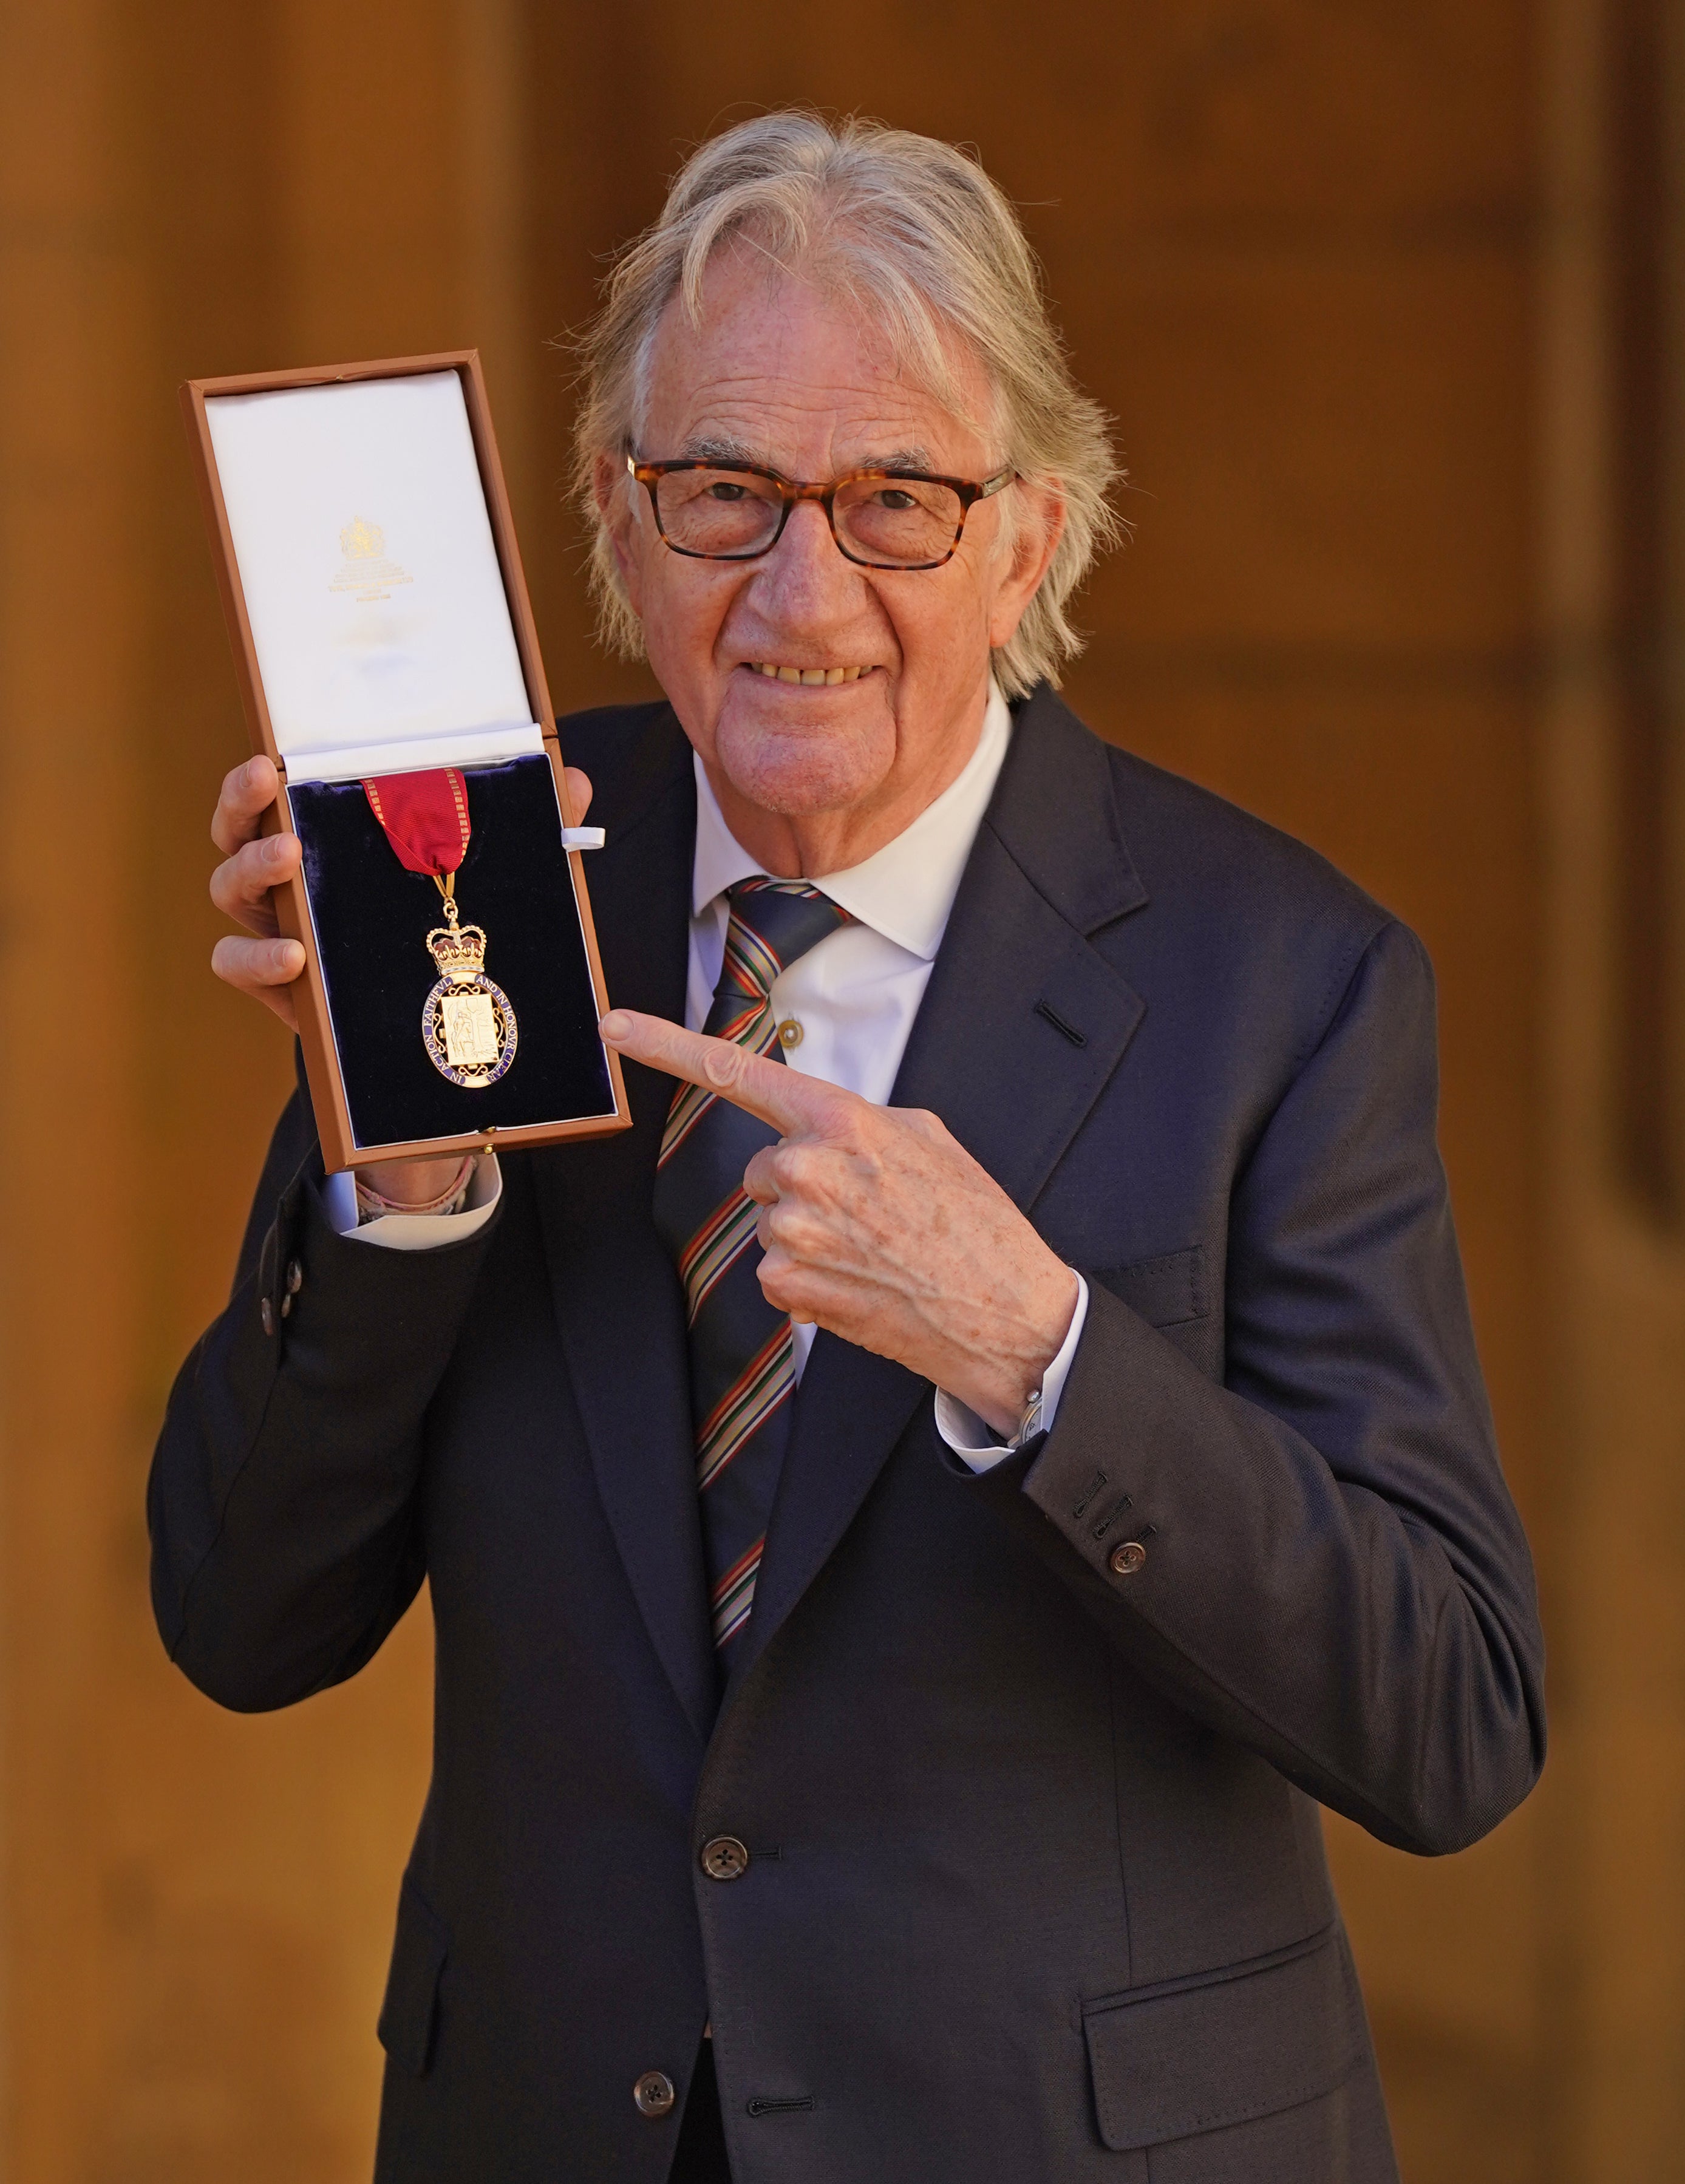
[377,1874,450,2077]
[1082,1922,1366,2153]
[1091,1247,1218,1376]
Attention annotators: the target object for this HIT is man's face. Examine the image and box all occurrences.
[599,250,1059,860]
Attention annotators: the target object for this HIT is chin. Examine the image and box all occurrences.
[713,712,891,818]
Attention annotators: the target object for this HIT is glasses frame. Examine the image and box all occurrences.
[625,452,1015,571]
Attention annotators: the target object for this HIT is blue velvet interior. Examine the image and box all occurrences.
[288,754,615,1149]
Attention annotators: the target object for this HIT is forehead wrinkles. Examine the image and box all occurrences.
[661,375,950,474]
[633,260,1004,458]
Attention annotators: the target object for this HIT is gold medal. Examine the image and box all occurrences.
[361,767,519,1091]
[421,881,519,1089]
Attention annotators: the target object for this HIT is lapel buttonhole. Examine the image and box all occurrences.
[1034,998,1088,1048]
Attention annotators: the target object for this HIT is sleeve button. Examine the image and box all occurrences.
[700,1835,750,1881]
[1109,1540,1147,1577]
[633,2070,676,2118]
[259,1296,276,1337]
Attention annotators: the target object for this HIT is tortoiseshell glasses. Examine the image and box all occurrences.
[626,454,1015,571]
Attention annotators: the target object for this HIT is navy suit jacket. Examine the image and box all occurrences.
[150,687,1545,2183]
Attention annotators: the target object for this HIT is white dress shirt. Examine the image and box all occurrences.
[326,682,1089,1465]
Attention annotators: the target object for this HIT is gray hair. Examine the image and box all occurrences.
[571,112,1122,698]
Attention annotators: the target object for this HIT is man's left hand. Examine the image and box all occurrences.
[601,1010,1079,1438]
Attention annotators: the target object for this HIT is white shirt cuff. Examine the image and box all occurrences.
[934,1274,1089,1474]
[324,1153,503,1250]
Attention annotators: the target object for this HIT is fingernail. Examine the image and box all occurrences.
[599,1011,631,1041]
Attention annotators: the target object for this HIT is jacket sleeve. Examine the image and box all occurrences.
[148,1086,501,1713]
[973,917,1545,1856]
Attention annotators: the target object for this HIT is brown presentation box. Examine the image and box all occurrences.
[182,351,629,1171]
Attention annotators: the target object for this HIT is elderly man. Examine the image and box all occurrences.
[152,114,1544,2184]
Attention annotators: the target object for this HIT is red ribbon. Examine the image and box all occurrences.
[363,768,471,877]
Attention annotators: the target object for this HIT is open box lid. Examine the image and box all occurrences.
[183,349,628,1166]
[203,367,543,783]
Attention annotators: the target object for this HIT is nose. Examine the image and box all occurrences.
[751,498,861,624]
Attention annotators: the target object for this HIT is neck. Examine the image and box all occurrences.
[703,675,992,879]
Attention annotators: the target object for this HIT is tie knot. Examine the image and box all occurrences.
[723,877,851,999]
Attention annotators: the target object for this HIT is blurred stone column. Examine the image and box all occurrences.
[0,2,547,2175]
[0,0,148,2171]
[1537,1,1685,2177]
[459,0,538,538]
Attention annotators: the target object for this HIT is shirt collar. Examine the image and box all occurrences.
[690,681,1013,962]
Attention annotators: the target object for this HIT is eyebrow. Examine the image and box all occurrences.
[674,432,939,475]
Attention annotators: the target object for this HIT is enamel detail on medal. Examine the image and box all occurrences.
[363,767,520,1090]
[421,896,519,1088]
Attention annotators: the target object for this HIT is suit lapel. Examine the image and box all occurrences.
[731,692,1150,1690]
[532,715,721,1741]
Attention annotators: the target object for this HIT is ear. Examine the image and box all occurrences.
[985,479,1066,654]
[593,452,647,617]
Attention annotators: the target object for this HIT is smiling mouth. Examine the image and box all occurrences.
[744,662,871,685]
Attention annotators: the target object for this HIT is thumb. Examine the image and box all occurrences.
[563,766,594,823]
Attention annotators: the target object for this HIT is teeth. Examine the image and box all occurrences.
[752,663,866,682]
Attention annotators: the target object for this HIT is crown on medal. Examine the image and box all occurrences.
[426,921,488,977]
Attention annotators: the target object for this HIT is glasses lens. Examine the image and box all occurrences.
[654,468,785,557]
[834,475,965,566]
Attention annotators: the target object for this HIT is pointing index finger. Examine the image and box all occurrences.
[600,1010,851,1138]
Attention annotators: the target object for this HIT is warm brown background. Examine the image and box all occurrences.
[2,1,1681,2178]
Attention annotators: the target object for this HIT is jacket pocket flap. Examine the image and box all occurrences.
[1092,1247,1204,1328]
[377,1875,449,2077]
[1083,1925,1364,2152]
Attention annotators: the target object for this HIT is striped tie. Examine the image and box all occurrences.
[653,878,851,1660]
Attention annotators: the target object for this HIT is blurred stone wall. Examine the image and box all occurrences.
[1,3,1677,2178]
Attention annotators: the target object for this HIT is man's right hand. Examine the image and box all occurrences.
[209,754,307,1030]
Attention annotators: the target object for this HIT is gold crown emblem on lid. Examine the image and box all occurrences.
[340,515,385,559]
[426,920,488,978]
